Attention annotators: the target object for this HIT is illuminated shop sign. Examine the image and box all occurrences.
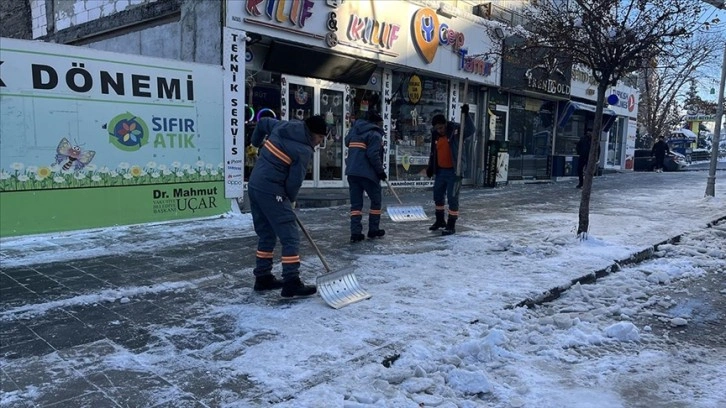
[410,8,492,76]
[244,0,315,29]
[346,14,401,49]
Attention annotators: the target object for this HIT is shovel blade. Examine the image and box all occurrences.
[387,205,428,222]
[316,267,371,309]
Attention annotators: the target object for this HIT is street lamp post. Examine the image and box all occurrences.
[705,42,726,197]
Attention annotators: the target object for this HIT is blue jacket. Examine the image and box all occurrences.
[344,119,385,182]
[426,113,476,176]
[248,118,316,202]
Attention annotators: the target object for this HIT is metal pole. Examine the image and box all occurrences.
[705,42,726,197]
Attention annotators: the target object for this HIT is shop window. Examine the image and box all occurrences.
[489,88,508,106]
[244,74,282,181]
[389,75,448,181]
[555,114,589,156]
[607,118,625,166]
[507,95,554,179]
[349,89,381,121]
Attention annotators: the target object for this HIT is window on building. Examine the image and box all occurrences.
[389,75,448,181]
[507,95,554,179]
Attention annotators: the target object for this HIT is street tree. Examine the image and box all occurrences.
[494,0,713,237]
[640,33,721,148]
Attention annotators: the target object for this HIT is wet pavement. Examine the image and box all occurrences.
[1,168,725,407]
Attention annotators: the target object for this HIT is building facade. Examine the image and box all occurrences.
[0,0,640,236]
[225,0,502,188]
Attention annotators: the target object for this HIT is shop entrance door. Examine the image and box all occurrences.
[282,75,348,188]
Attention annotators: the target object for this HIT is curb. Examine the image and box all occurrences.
[509,215,726,309]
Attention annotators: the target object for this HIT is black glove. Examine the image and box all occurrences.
[426,168,433,178]
[461,104,469,115]
[377,172,387,181]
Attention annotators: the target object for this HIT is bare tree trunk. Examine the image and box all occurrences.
[578,82,608,237]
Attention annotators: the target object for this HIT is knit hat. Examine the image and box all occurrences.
[366,110,383,124]
[305,115,327,135]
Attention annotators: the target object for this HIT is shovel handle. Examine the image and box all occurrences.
[385,180,404,205]
[294,212,332,273]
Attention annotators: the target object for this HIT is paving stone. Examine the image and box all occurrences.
[43,391,121,407]
[107,299,181,327]
[0,284,41,311]
[59,275,114,295]
[31,263,82,278]
[28,375,98,407]
[0,320,37,347]
[40,267,89,280]
[150,396,206,407]
[57,339,119,371]
[1,352,73,389]
[64,303,125,331]
[1,367,20,393]
[109,327,159,352]
[26,312,105,351]
[1,337,55,359]
[2,268,40,280]
[85,369,181,407]
[159,367,255,406]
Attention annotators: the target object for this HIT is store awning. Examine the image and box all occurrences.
[263,41,377,86]
[557,101,617,131]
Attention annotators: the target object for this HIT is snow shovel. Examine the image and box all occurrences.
[385,180,428,222]
[454,78,469,197]
[294,212,371,309]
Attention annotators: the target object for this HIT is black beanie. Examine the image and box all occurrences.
[305,115,327,135]
[366,110,383,124]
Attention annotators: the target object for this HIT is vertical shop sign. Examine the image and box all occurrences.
[223,28,246,198]
[382,69,393,175]
[449,81,459,122]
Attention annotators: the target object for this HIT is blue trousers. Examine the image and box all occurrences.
[433,168,459,216]
[347,175,382,235]
[248,188,300,281]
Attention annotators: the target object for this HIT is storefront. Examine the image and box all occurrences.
[224,0,500,189]
[568,66,639,171]
[499,40,571,180]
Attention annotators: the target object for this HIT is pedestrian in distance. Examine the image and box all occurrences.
[425,104,475,236]
[345,107,387,243]
[652,136,670,173]
[575,128,594,189]
[247,115,327,298]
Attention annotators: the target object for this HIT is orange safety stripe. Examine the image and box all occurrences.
[348,142,367,149]
[263,140,292,165]
[350,210,363,216]
[448,210,460,216]
[281,255,300,264]
[369,209,382,215]
[256,250,274,259]
[435,205,446,211]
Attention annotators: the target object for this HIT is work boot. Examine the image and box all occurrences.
[281,277,317,298]
[441,217,457,236]
[429,212,446,231]
[367,229,385,239]
[350,233,365,243]
[253,274,283,291]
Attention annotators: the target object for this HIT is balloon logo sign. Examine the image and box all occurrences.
[411,8,440,64]
[607,94,619,105]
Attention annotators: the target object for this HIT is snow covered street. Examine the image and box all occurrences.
[1,170,725,407]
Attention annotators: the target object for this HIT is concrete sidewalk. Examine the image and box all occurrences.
[1,170,724,407]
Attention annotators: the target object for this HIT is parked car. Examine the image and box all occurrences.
[633,149,687,172]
